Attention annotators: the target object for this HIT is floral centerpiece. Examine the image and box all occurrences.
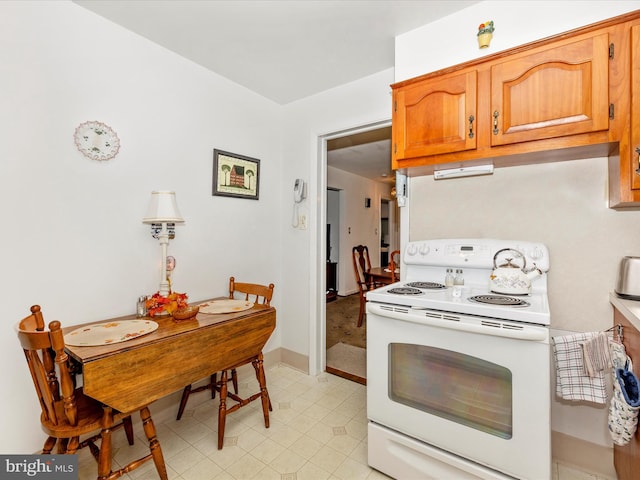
[145,291,188,317]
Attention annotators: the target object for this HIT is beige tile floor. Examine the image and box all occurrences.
[76,364,615,480]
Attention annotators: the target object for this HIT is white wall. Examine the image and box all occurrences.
[395,0,640,448]
[396,0,640,83]
[327,166,392,296]
[327,189,340,264]
[1,1,283,454]
[280,69,395,374]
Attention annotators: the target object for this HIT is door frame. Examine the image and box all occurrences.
[311,119,391,376]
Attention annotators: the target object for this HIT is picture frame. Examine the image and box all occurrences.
[212,149,260,200]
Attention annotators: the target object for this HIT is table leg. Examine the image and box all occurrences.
[123,416,134,445]
[253,353,270,428]
[176,384,192,421]
[140,406,168,480]
[217,370,228,449]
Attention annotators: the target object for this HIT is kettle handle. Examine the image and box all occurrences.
[493,248,527,270]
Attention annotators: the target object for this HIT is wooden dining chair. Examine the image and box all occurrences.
[176,277,275,422]
[17,305,168,480]
[388,249,401,282]
[352,245,384,327]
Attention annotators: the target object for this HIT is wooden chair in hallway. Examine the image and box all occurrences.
[176,277,275,422]
[17,305,168,480]
[388,249,400,282]
[352,245,384,327]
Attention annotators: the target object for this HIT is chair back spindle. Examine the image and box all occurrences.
[353,245,377,290]
[352,245,379,327]
[49,320,78,426]
[388,249,400,282]
[18,306,63,426]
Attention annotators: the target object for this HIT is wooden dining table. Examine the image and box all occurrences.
[64,300,275,478]
[367,266,398,285]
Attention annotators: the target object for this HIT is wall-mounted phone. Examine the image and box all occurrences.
[292,179,307,228]
[294,178,306,203]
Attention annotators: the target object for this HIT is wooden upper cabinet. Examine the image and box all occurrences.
[609,19,640,208]
[391,10,640,207]
[490,33,610,146]
[390,14,640,174]
[630,24,640,191]
[393,70,477,160]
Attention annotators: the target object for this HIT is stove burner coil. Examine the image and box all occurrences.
[468,295,530,307]
[387,287,423,295]
[405,281,446,290]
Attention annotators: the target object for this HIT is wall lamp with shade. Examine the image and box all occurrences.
[142,191,184,297]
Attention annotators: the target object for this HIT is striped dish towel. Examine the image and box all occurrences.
[581,332,612,377]
[552,332,608,405]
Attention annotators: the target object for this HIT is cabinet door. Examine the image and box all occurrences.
[609,21,640,207]
[490,33,610,146]
[630,24,640,191]
[393,70,477,160]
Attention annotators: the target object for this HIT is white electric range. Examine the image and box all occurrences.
[366,238,551,480]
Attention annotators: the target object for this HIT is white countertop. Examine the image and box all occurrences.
[610,292,640,332]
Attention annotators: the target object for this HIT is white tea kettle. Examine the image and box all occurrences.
[489,248,543,295]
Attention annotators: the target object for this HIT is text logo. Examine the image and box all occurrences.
[0,455,77,479]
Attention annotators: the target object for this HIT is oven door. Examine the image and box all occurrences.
[366,302,551,480]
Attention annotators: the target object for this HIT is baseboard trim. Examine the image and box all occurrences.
[552,430,615,478]
[277,347,309,373]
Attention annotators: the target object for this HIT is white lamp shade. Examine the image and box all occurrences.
[142,191,184,224]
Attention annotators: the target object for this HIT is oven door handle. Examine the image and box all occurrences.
[367,303,548,341]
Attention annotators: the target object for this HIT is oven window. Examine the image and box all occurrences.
[389,343,512,439]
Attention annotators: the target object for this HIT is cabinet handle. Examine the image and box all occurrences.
[468,115,475,139]
[636,147,640,175]
[493,111,499,135]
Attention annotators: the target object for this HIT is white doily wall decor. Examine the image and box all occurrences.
[74,121,120,161]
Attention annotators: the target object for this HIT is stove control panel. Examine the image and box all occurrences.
[404,238,549,271]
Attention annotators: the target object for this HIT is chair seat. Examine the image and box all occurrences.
[40,388,126,439]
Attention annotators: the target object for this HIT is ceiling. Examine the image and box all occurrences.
[72,0,479,183]
[327,127,394,183]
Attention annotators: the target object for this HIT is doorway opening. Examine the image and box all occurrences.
[322,122,395,383]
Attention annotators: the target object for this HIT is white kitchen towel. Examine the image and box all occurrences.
[581,332,612,377]
[552,332,607,404]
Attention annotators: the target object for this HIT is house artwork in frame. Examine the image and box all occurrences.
[212,149,260,200]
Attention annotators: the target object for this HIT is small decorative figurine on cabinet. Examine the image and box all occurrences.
[477,20,495,49]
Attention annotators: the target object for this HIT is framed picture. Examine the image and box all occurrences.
[212,149,260,200]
